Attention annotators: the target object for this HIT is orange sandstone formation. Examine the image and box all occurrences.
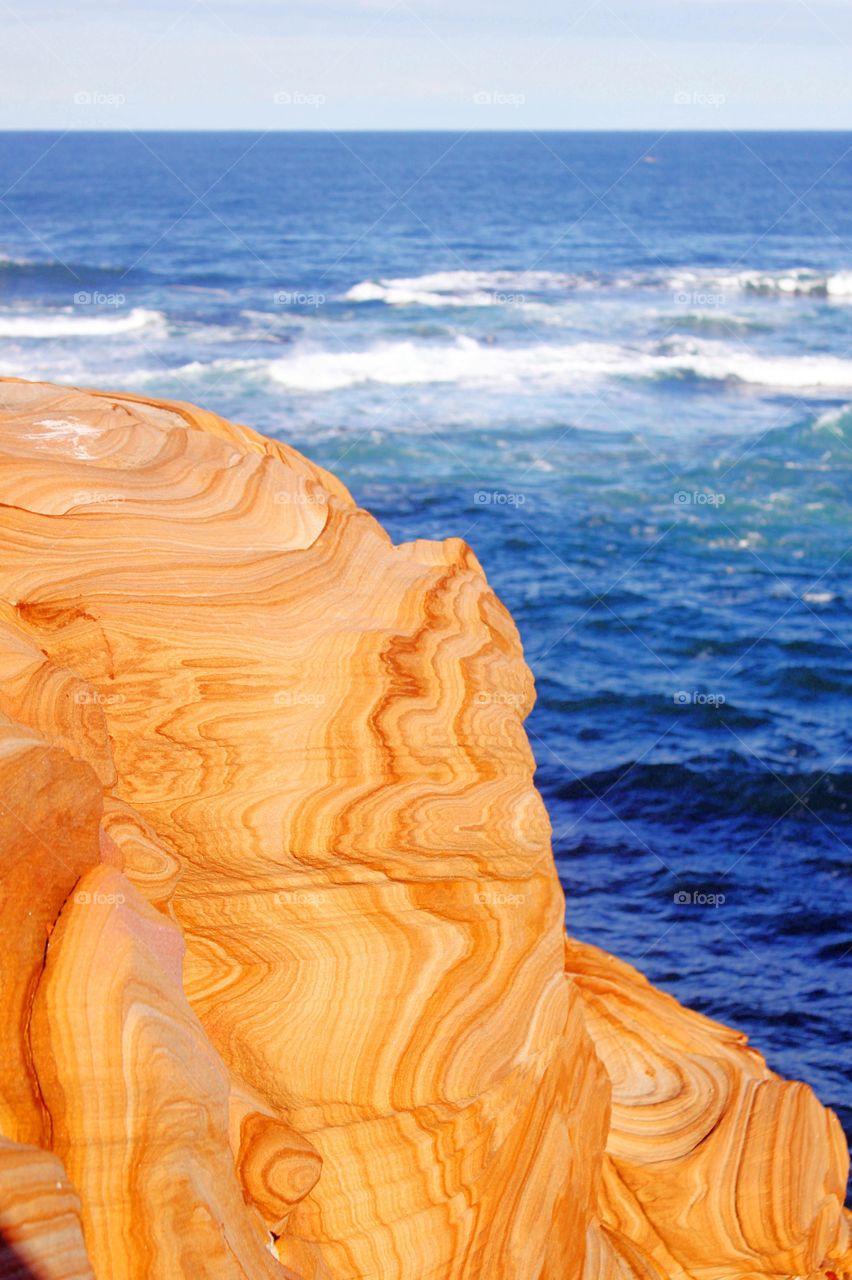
[0,376,847,1280]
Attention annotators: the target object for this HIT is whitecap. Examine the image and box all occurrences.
[671,266,852,301]
[266,337,618,391]
[0,308,166,338]
[826,271,852,297]
[137,333,852,397]
[342,269,587,308]
[263,333,852,394]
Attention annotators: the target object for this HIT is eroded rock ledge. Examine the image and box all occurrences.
[0,377,848,1280]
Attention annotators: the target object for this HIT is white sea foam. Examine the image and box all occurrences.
[812,402,852,431]
[260,334,852,394]
[343,270,587,308]
[670,267,852,300]
[653,336,852,388]
[736,269,839,297]
[0,308,165,338]
[344,265,852,307]
[826,271,852,297]
[267,337,607,390]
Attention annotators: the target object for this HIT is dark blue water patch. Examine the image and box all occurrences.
[544,755,852,821]
[766,662,850,697]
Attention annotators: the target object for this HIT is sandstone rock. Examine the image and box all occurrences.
[0,1138,94,1279]
[30,863,299,1280]
[0,377,847,1279]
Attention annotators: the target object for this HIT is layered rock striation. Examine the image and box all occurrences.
[0,377,848,1280]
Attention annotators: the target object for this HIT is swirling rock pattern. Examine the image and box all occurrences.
[0,1138,93,1280]
[0,377,847,1280]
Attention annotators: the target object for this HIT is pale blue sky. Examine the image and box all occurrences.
[2,0,851,130]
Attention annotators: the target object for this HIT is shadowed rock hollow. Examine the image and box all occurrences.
[0,377,848,1280]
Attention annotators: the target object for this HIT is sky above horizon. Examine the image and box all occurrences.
[2,0,851,131]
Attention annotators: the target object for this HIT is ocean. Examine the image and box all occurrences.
[1,130,849,1142]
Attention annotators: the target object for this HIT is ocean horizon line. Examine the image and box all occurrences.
[2,126,852,136]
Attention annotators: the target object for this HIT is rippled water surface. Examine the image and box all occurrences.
[1,131,849,1140]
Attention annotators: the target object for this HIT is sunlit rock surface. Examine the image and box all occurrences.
[0,377,848,1280]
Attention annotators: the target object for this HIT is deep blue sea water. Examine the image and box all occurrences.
[1,131,849,1142]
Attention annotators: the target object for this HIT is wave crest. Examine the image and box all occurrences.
[0,308,166,338]
[263,335,852,393]
[343,269,589,308]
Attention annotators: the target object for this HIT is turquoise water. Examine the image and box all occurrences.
[0,131,849,1141]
